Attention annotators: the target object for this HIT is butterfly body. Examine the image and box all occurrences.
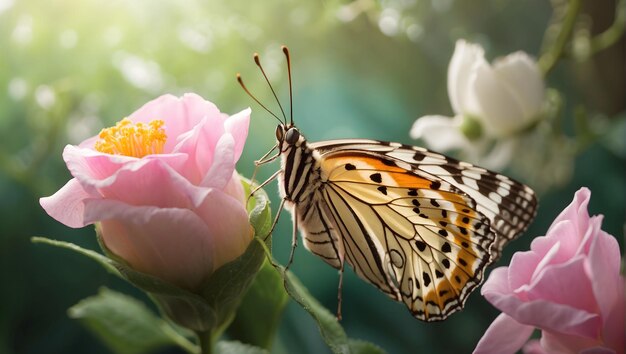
[274,124,536,321]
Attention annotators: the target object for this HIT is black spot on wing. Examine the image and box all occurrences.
[413,151,426,161]
[370,173,382,183]
[423,272,431,287]
[442,259,450,268]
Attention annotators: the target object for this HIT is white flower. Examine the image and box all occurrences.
[411,39,545,168]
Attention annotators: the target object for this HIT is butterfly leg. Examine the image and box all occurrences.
[249,144,279,192]
[285,207,298,271]
[336,262,345,321]
[248,170,281,203]
[254,143,279,166]
[265,198,286,242]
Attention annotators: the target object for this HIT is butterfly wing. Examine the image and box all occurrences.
[306,139,537,321]
[312,139,537,258]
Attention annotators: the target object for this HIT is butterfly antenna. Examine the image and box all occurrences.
[237,73,284,125]
[254,53,288,125]
[281,46,294,126]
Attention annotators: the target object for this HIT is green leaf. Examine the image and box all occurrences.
[348,339,387,354]
[215,340,268,354]
[243,177,273,242]
[118,262,218,332]
[227,260,288,349]
[68,287,198,354]
[280,267,351,354]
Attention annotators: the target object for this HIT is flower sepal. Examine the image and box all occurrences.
[91,177,272,335]
[460,114,484,141]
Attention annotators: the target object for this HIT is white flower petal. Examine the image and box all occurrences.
[472,60,527,137]
[492,52,545,119]
[479,138,517,170]
[448,40,485,115]
[410,115,472,152]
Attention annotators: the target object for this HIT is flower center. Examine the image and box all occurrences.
[94,118,167,158]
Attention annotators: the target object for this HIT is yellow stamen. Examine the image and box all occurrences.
[94,118,167,158]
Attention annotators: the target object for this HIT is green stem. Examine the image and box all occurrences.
[160,322,200,354]
[197,331,215,354]
[588,0,626,55]
[539,0,583,76]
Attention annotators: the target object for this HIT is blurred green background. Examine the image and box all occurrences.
[1,0,624,353]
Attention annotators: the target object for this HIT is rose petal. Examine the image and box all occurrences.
[224,107,251,162]
[522,340,549,354]
[69,156,210,209]
[529,220,581,266]
[90,199,215,290]
[40,178,95,228]
[129,93,222,153]
[484,259,601,338]
[601,275,626,353]
[64,144,188,192]
[540,330,608,354]
[222,171,246,205]
[173,112,232,185]
[172,116,210,183]
[528,239,563,286]
[200,133,235,189]
[507,247,546,292]
[483,292,600,339]
[548,187,591,237]
[586,225,625,352]
[195,189,252,270]
[580,348,618,354]
[523,257,598,322]
[586,222,621,318]
[473,313,535,354]
[482,266,512,296]
[63,145,135,194]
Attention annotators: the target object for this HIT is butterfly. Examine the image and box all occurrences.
[237,46,537,322]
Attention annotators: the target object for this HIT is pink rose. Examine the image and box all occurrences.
[40,93,253,291]
[474,187,625,354]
